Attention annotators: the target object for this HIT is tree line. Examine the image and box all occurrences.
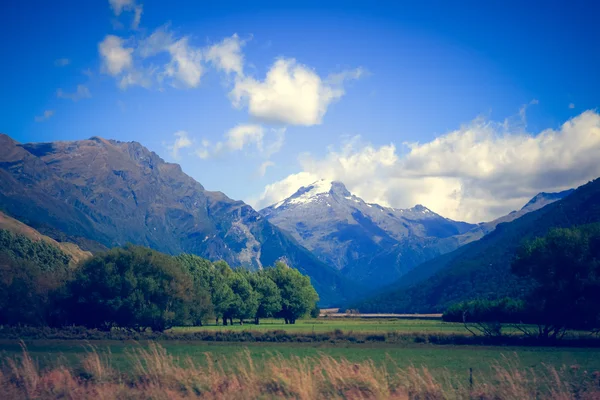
[0,230,319,332]
[443,224,600,339]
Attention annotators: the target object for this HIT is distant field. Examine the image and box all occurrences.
[2,339,600,381]
[172,318,466,334]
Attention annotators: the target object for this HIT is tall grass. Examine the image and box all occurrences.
[1,342,600,399]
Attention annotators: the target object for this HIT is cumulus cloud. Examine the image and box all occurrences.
[164,38,204,88]
[230,59,363,126]
[252,110,600,222]
[193,124,285,164]
[54,58,70,67]
[204,34,245,76]
[99,35,133,76]
[56,84,91,101]
[166,130,193,160]
[100,26,204,89]
[224,124,264,151]
[34,110,54,122]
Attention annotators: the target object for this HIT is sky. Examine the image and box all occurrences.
[1,0,599,222]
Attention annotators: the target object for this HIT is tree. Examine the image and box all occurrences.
[511,224,600,339]
[267,262,319,324]
[248,272,281,324]
[67,245,193,332]
[443,298,526,337]
[176,254,214,326]
[225,271,259,325]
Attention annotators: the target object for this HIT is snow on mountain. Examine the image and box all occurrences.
[260,180,475,289]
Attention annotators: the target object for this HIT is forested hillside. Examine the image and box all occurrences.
[354,177,600,313]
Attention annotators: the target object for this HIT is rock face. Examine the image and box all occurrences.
[260,179,476,289]
[0,134,357,306]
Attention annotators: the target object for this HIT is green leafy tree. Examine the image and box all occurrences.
[175,254,214,326]
[67,245,193,332]
[267,262,319,324]
[208,260,236,325]
[248,272,281,324]
[512,224,600,338]
[224,271,259,325]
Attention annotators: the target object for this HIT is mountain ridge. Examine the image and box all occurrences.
[0,134,359,306]
[260,179,476,289]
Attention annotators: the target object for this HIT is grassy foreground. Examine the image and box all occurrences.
[2,342,600,399]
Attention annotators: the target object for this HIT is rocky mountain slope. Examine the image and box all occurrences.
[0,134,358,306]
[260,180,476,289]
[352,178,599,313]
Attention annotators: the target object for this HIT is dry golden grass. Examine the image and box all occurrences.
[2,342,600,399]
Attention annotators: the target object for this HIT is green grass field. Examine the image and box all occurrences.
[173,317,467,333]
[2,318,600,383]
[2,340,600,381]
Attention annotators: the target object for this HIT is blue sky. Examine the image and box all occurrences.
[1,0,599,222]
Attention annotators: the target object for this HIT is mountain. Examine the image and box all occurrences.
[260,179,476,289]
[0,211,91,265]
[352,178,599,313]
[455,189,574,245]
[0,134,359,306]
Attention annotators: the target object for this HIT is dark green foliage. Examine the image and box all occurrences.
[0,230,71,326]
[66,245,194,332]
[1,233,319,331]
[512,224,600,338]
[0,229,70,272]
[442,298,527,323]
[224,272,259,324]
[310,304,320,318]
[248,271,282,324]
[267,262,319,324]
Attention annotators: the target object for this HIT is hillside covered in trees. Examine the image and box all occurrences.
[353,177,600,313]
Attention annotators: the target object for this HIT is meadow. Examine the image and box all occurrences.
[2,318,600,398]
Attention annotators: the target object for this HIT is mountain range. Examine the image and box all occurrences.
[352,178,598,313]
[0,134,358,306]
[260,179,572,290]
[0,133,586,310]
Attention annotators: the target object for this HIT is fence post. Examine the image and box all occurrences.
[469,367,473,390]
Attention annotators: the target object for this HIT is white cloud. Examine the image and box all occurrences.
[230,58,363,126]
[258,161,275,177]
[164,37,204,88]
[204,34,245,76]
[54,58,70,67]
[99,35,133,76]
[56,84,91,101]
[132,5,143,29]
[195,125,285,161]
[138,25,173,57]
[108,0,142,29]
[34,110,54,122]
[109,0,135,15]
[166,131,193,160]
[224,124,264,151]
[252,110,600,222]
